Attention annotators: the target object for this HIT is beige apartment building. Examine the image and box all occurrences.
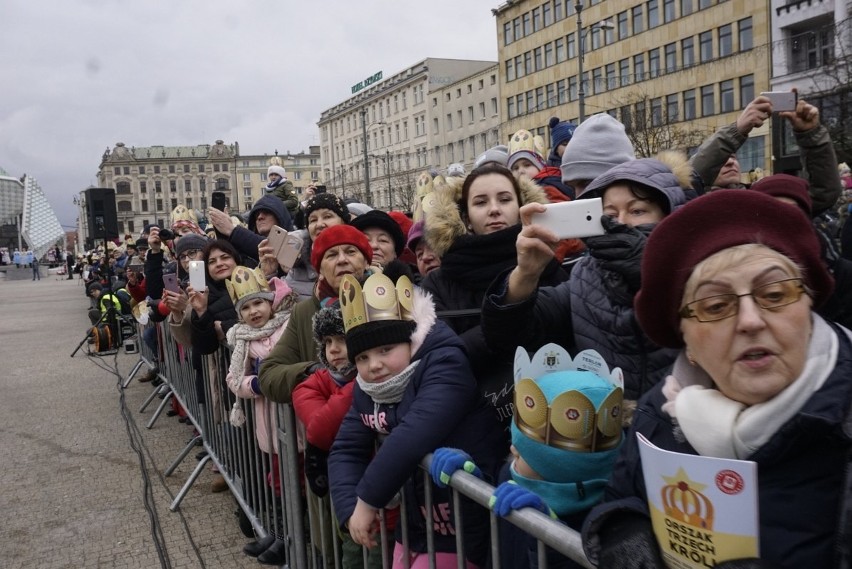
[317,58,501,211]
[494,0,772,174]
[93,140,320,243]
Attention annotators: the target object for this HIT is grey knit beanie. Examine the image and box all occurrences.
[474,145,509,168]
[560,114,635,183]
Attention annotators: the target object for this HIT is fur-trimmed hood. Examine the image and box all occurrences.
[424,175,549,258]
[408,285,437,358]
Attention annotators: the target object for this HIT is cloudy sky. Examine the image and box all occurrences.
[1,1,499,229]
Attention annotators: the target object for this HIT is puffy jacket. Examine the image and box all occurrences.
[228,195,291,264]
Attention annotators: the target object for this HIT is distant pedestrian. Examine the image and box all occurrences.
[32,256,40,280]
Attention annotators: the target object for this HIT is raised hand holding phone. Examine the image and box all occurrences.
[188,260,206,292]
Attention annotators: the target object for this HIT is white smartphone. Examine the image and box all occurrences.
[188,260,206,292]
[760,91,797,112]
[268,225,303,271]
[531,198,606,240]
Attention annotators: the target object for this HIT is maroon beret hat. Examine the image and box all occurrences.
[750,174,813,216]
[311,224,373,271]
[635,190,833,348]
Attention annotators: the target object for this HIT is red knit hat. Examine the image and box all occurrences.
[635,190,833,348]
[750,174,813,216]
[311,225,373,271]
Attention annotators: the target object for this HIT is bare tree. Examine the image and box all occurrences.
[390,168,418,212]
[612,89,709,157]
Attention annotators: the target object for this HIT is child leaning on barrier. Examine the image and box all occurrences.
[430,344,624,569]
[328,273,506,569]
[224,265,299,563]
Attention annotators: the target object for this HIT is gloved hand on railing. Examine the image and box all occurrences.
[304,442,330,497]
[489,480,557,519]
[597,512,665,569]
[429,447,481,488]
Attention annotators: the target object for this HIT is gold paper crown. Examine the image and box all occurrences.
[661,469,715,530]
[412,172,435,223]
[170,205,198,226]
[508,129,546,161]
[513,344,624,452]
[268,156,283,168]
[339,273,415,334]
[225,266,270,306]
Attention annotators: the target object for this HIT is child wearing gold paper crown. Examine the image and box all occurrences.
[328,272,505,569]
[224,265,299,563]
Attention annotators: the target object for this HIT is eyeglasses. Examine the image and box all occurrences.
[178,249,201,262]
[679,278,806,322]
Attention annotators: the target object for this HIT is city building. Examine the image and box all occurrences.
[0,166,64,261]
[317,58,500,211]
[91,141,321,245]
[494,0,772,176]
[769,0,851,169]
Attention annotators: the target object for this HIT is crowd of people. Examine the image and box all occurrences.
[84,91,852,568]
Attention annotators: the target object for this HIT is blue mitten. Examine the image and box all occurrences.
[429,448,482,488]
[489,481,557,519]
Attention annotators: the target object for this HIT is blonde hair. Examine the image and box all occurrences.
[681,244,805,305]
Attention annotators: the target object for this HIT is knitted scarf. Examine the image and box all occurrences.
[265,178,284,193]
[357,361,420,434]
[226,309,290,426]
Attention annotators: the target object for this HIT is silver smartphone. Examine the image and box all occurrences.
[188,260,206,292]
[531,198,606,240]
[268,225,303,271]
[760,91,797,112]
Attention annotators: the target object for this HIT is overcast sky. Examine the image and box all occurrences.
[0,1,499,230]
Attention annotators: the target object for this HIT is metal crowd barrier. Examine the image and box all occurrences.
[124,320,594,569]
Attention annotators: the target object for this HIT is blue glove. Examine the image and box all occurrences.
[489,481,557,519]
[251,357,263,377]
[429,448,482,488]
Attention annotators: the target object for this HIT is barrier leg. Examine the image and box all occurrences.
[121,359,145,389]
[165,434,202,477]
[146,390,174,429]
[139,383,167,413]
[170,454,211,511]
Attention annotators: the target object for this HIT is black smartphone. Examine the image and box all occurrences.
[315,185,327,194]
[211,191,228,210]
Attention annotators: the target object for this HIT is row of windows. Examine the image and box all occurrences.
[433,74,498,105]
[441,99,500,131]
[506,17,751,84]
[329,84,429,139]
[112,163,229,176]
[503,0,725,47]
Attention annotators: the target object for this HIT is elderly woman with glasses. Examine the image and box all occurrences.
[582,191,852,569]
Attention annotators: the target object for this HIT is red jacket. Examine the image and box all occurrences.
[292,368,354,451]
[126,278,147,303]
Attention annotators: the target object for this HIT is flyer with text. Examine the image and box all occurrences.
[637,433,759,569]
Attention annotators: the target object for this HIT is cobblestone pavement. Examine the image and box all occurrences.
[0,275,260,568]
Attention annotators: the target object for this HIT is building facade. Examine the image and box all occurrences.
[494,0,772,175]
[317,58,500,211]
[0,167,64,259]
[91,141,320,245]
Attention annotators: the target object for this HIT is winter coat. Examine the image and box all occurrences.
[266,179,300,221]
[328,288,506,567]
[258,296,321,403]
[228,195,291,265]
[690,122,842,214]
[292,368,355,451]
[190,277,238,355]
[582,320,852,569]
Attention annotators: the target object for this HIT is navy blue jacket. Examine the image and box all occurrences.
[329,319,505,567]
[228,195,291,265]
[583,322,852,569]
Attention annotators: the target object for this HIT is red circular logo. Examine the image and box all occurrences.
[566,408,580,421]
[715,470,744,495]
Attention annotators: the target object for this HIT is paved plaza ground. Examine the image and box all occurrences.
[0,273,260,568]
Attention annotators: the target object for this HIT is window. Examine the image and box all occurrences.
[186,198,192,209]
[647,0,659,28]
[665,43,677,73]
[554,0,564,21]
[720,79,735,112]
[532,7,541,32]
[183,164,190,173]
[739,135,765,172]
[168,164,175,173]
[567,32,576,59]
[557,78,568,104]
[683,89,696,119]
[699,0,713,8]
[513,16,522,41]
[467,84,472,94]
[682,37,695,67]
[568,76,578,102]
[606,63,617,89]
[140,181,147,192]
[139,165,146,175]
[517,93,526,115]
[433,117,439,134]
[632,6,644,34]
[491,97,498,115]
[171,198,178,209]
[681,0,693,15]
[515,55,525,79]
[479,101,486,119]
[555,37,566,62]
[504,22,513,45]
[507,99,516,119]
[526,90,534,114]
[543,2,552,26]
[468,106,474,123]
[634,53,645,81]
[141,200,148,212]
[591,27,602,50]
[199,178,206,192]
[593,68,603,94]
[546,83,555,108]
[155,181,162,192]
[618,11,629,39]
[651,97,663,126]
[534,46,543,71]
[635,101,646,126]
[154,165,161,174]
[479,78,485,89]
[244,187,252,197]
[649,48,661,78]
[506,59,515,81]
[621,106,632,130]
[619,58,631,86]
[198,164,204,172]
[667,94,679,122]
[739,74,754,107]
[525,51,533,75]
[699,31,713,62]
[457,110,463,125]
[701,84,715,116]
[719,24,732,57]
[545,42,554,67]
[663,0,675,22]
[523,12,531,36]
[738,17,752,51]
[185,180,192,192]
[214,164,220,172]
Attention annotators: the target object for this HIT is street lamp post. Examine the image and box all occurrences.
[576,2,614,123]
